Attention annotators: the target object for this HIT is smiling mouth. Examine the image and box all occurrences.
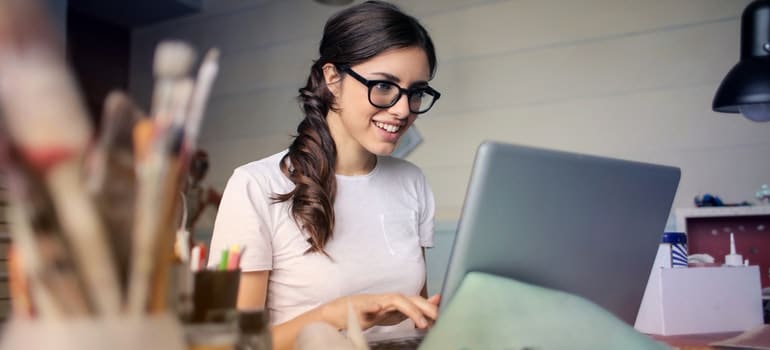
[374,121,401,133]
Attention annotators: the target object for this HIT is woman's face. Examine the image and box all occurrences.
[325,46,431,157]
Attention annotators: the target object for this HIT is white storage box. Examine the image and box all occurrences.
[634,266,764,335]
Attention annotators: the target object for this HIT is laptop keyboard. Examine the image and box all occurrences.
[369,336,423,350]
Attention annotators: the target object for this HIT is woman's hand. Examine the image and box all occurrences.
[320,293,441,331]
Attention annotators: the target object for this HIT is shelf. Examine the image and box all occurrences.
[674,206,770,289]
[675,206,770,232]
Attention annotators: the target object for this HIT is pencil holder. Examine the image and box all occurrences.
[185,308,272,350]
[237,308,271,350]
[191,269,241,323]
[184,319,239,350]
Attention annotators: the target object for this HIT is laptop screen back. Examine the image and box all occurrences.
[439,141,680,324]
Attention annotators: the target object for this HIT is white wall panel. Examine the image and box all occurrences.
[129,0,770,229]
[425,0,749,61]
[198,86,301,143]
[213,38,316,98]
[429,19,740,116]
[199,133,295,189]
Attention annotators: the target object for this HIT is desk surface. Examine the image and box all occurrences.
[650,332,742,350]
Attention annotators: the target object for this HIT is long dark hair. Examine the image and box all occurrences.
[272,1,437,255]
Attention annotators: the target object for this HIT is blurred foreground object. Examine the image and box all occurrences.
[0,0,220,348]
[295,302,368,350]
[183,149,221,232]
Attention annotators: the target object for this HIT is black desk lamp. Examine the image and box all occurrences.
[313,0,354,5]
[713,0,770,122]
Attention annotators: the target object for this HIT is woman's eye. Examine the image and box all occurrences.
[374,82,394,92]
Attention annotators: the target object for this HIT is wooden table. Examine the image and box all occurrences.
[650,332,743,349]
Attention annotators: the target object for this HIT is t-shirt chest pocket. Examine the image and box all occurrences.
[379,211,421,260]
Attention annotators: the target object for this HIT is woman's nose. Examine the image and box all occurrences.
[388,93,412,119]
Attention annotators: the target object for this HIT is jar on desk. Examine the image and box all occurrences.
[236,309,271,350]
[661,232,688,268]
[186,321,239,350]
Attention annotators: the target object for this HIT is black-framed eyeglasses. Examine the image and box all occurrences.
[337,65,441,114]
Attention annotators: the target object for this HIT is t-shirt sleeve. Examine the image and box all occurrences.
[208,167,274,271]
[417,172,436,248]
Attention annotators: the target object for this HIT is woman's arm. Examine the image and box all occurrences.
[237,270,330,350]
[236,271,268,309]
[238,270,310,350]
[237,270,439,350]
[275,294,438,350]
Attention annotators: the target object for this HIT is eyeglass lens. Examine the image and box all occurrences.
[369,82,436,113]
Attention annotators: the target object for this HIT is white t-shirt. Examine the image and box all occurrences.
[208,150,435,329]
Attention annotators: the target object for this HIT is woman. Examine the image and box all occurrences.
[208,2,442,348]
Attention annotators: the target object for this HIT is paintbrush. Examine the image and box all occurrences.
[0,0,64,56]
[151,48,222,313]
[147,80,196,313]
[184,48,220,151]
[0,0,122,316]
[127,41,196,315]
[146,45,219,311]
[151,41,196,129]
[5,200,68,319]
[147,47,222,313]
[0,133,60,319]
[86,91,145,194]
[126,119,168,314]
[86,91,146,293]
[0,131,92,318]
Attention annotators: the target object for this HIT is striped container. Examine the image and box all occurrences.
[662,232,688,268]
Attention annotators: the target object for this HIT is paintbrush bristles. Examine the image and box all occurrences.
[151,41,196,126]
[153,41,196,79]
[185,47,221,149]
[203,48,220,65]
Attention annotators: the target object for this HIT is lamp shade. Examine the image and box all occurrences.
[314,0,354,5]
[713,0,770,121]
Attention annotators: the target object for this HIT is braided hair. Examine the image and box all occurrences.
[272,1,437,255]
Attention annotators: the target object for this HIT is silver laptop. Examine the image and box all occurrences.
[368,141,680,348]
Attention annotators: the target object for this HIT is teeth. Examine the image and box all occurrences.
[375,121,400,133]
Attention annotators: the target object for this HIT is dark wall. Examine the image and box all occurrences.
[66,10,130,127]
